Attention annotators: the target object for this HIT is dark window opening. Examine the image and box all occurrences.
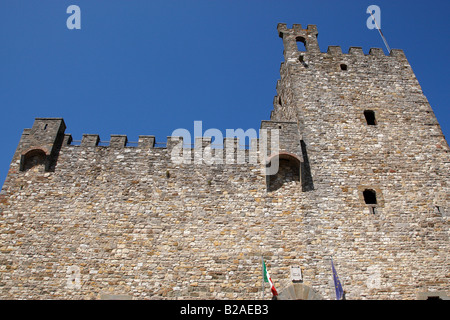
[340,64,348,71]
[300,140,314,192]
[43,124,48,130]
[20,149,47,172]
[278,96,282,106]
[364,110,377,125]
[267,154,301,192]
[363,189,377,205]
[296,36,306,52]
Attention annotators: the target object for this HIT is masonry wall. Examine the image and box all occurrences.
[272,24,450,298]
[1,128,311,300]
[0,24,449,300]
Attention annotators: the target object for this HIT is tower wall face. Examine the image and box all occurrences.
[274,24,449,218]
[0,24,449,300]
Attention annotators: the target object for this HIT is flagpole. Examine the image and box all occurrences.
[331,256,344,300]
[261,256,264,299]
[370,12,391,53]
[329,255,335,299]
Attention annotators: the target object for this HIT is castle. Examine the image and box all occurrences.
[0,24,448,300]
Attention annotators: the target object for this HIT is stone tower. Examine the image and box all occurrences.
[0,24,448,300]
[274,23,449,222]
[270,24,449,299]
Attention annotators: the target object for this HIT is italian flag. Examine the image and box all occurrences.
[262,258,278,296]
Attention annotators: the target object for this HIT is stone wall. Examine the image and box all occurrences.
[0,24,448,300]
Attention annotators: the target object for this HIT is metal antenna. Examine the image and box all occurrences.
[370,12,391,53]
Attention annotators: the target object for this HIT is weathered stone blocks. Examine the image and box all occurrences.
[0,24,448,300]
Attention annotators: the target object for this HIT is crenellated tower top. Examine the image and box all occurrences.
[277,23,320,60]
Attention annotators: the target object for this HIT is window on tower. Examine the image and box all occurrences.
[296,36,306,52]
[363,189,377,205]
[20,149,47,172]
[364,110,377,125]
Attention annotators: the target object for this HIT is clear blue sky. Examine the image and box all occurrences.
[1,0,449,186]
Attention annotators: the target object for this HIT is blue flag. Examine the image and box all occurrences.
[331,259,344,300]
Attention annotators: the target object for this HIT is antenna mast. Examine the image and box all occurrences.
[370,12,391,53]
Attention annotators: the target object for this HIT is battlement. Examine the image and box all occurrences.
[271,23,415,124]
[324,45,405,58]
[278,23,320,58]
[1,23,448,301]
[277,23,318,37]
[65,133,256,150]
[277,23,406,62]
[10,118,304,173]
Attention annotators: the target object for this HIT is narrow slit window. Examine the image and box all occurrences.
[364,110,377,125]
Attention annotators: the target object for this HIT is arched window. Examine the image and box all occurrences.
[20,149,47,172]
[296,36,306,52]
[266,153,301,192]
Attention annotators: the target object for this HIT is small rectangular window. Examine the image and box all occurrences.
[364,110,377,125]
[363,189,377,204]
